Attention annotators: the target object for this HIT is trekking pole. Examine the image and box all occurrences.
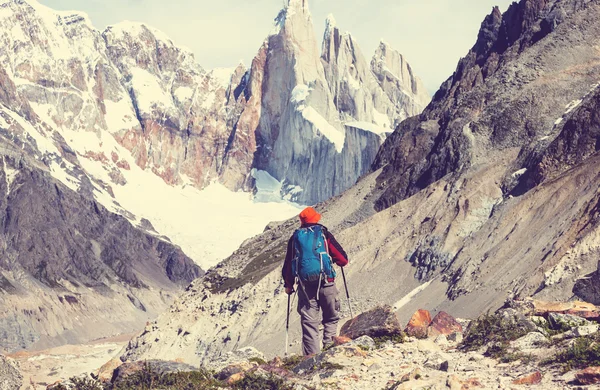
[341,267,354,319]
[285,292,291,356]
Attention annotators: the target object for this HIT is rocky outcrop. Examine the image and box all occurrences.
[0,355,22,390]
[0,130,201,351]
[247,0,428,204]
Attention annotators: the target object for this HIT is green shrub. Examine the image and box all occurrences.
[70,377,103,390]
[112,362,221,390]
[281,355,304,370]
[231,372,293,390]
[248,357,267,366]
[461,312,530,351]
[373,333,406,348]
[542,334,600,372]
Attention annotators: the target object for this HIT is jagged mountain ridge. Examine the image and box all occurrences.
[0,0,428,352]
[120,0,600,365]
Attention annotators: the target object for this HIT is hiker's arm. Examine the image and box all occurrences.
[282,237,295,289]
[326,230,348,267]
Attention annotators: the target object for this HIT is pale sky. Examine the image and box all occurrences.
[39,0,515,94]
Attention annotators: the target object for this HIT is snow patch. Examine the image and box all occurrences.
[512,168,527,178]
[174,87,194,102]
[209,68,235,89]
[565,99,583,114]
[290,85,345,152]
[302,107,345,153]
[290,84,311,104]
[104,99,139,131]
[372,108,391,129]
[201,91,216,109]
[344,121,388,135]
[393,280,433,311]
[129,68,173,113]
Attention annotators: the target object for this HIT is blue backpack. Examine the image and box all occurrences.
[291,225,336,283]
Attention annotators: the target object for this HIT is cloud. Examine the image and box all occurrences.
[40,0,514,94]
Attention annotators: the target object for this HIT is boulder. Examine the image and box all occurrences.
[0,355,22,390]
[573,261,600,305]
[512,371,542,385]
[576,366,600,385]
[405,309,432,339]
[497,308,538,332]
[340,305,403,339]
[111,360,197,383]
[548,312,591,331]
[570,324,599,337]
[427,311,463,337]
[94,358,123,382]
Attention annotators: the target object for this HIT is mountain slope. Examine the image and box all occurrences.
[120,0,600,364]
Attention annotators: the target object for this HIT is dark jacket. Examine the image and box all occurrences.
[282,223,348,288]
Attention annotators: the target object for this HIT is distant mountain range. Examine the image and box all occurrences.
[0,0,428,351]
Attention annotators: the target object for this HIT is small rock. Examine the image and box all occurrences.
[216,362,255,381]
[434,334,449,346]
[340,305,403,339]
[226,372,245,385]
[349,335,376,350]
[405,309,432,339]
[447,375,481,390]
[447,332,463,343]
[576,366,600,385]
[333,336,352,346]
[467,353,485,362]
[424,352,452,371]
[512,371,542,385]
[400,367,422,382]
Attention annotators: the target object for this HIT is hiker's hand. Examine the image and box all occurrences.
[285,287,294,295]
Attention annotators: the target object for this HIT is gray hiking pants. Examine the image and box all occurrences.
[297,281,340,356]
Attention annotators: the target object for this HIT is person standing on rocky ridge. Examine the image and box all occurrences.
[282,207,349,355]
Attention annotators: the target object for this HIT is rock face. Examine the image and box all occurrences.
[0,355,22,390]
[248,0,428,204]
[0,152,201,352]
[118,0,600,367]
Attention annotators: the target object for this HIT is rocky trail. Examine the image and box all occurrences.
[5,298,600,390]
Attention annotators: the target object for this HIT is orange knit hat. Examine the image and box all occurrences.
[299,207,321,225]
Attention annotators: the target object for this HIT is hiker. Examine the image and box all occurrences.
[282,206,348,355]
